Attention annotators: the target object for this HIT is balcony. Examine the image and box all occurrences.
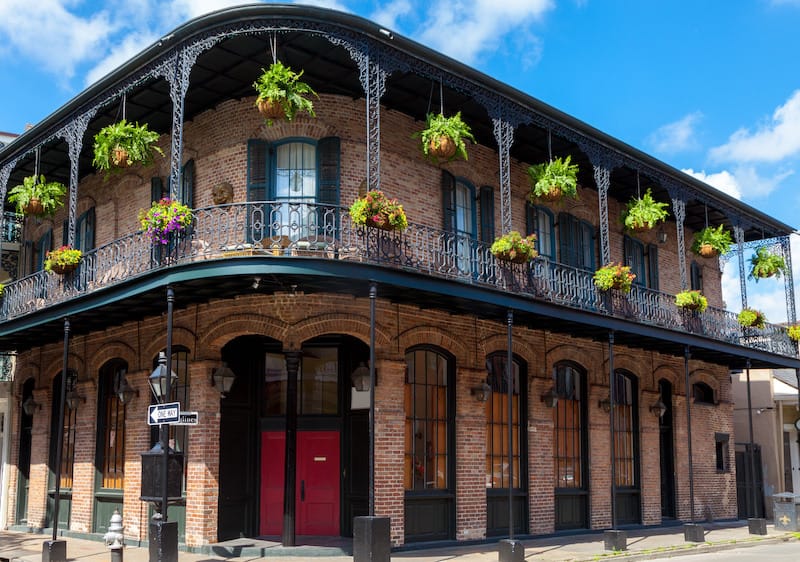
[2,212,23,244]
[0,202,794,359]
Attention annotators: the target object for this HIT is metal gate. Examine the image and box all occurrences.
[736,443,764,518]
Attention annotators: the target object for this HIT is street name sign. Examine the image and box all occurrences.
[173,411,199,426]
[148,402,181,425]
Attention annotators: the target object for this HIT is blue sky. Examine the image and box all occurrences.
[1,0,800,321]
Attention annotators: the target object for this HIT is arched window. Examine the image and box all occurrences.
[693,382,715,404]
[553,362,588,530]
[47,369,77,529]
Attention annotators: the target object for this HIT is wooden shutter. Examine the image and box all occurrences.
[441,171,456,233]
[151,177,164,203]
[317,137,340,207]
[647,243,659,290]
[525,202,536,236]
[623,235,645,286]
[558,212,575,267]
[479,186,495,243]
[690,262,703,291]
[180,160,195,208]
[247,140,270,202]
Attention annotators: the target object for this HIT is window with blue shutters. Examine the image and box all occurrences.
[624,236,659,289]
[442,173,477,274]
[558,213,595,271]
[33,229,52,273]
[526,203,555,259]
[690,261,703,291]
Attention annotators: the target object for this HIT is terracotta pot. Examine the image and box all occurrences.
[23,198,44,216]
[429,135,456,160]
[256,98,286,121]
[537,188,563,202]
[698,243,718,258]
[495,251,530,264]
[365,217,398,231]
[112,146,129,167]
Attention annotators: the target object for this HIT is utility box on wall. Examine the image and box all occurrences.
[140,443,184,503]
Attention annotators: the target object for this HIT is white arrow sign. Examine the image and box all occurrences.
[148,402,181,425]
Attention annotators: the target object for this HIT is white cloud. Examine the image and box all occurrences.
[371,0,413,31]
[682,168,742,200]
[84,31,161,87]
[414,0,554,65]
[710,89,800,163]
[0,0,115,82]
[648,112,702,154]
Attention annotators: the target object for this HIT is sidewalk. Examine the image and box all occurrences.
[0,521,795,562]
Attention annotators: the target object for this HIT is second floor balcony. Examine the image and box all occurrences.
[0,201,795,362]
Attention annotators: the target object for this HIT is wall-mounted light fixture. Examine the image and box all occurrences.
[598,396,612,413]
[650,398,667,418]
[351,362,371,392]
[471,382,492,403]
[541,387,558,408]
[22,396,40,416]
[657,229,668,244]
[65,389,85,410]
[211,364,236,397]
[116,376,139,405]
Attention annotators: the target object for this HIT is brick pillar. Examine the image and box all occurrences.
[27,386,50,530]
[455,367,487,541]
[122,370,152,542]
[528,376,555,535]
[5,398,19,526]
[589,383,611,529]
[184,360,221,547]
[639,390,662,525]
[69,378,99,533]
[373,357,406,546]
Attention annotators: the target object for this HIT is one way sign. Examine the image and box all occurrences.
[148,402,181,425]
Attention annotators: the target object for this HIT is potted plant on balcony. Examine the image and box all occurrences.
[786,325,800,342]
[92,119,164,173]
[252,61,318,125]
[413,112,475,163]
[44,245,82,275]
[349,190,408,232]
[490,231,537,264]
[622,188,669,232]
[737,307,767,329]
[527,155,579,203]
[749,246,787,280]
[691,224,733,258]
[8,174,67,217]
[139,198,194,245]
[675,290,708,312]
[593,263,636,293]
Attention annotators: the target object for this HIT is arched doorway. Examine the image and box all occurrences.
[658,379,676,519]
[15,378,35,525]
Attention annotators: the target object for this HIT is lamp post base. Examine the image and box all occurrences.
[603,530,627,551]
[353,516,390,562]
[683,523,705,542]
[42,539,66,562]
[498,538,525,562]
[149,519,178,562]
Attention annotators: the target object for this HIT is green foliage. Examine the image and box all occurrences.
[490,231,538,263]
[138,198,193,245]
[527,155,579,202]
[691,224,733,256]
[252,61,318,125]
[92,119,164,173]
[349,190,408,231]
[749,246,788,280]
[7,174,67,217]
[622,188,669,231]
[44,245,82,273]
[738,307,766,328]
[786,325,800,342]
[413,112,476,163]
[675,290,708,312]
[593,263,636,293]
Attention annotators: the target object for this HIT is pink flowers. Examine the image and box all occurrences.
[138,198,193,245]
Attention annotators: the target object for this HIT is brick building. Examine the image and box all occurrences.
[0,4,798,550]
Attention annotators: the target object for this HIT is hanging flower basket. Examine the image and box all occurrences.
[527,156,580,203]
[593,263,636,293]
[490,231,537,264]
[738,307,766,329]
[139,198,194,245]
[675,290,708,312]
[252,61,318,125]
[44,246,82,275]
[23,198,44,216]
[256,98,287,121]
[691,225,732,258]
[413,112,475,163]
[8,175,67,217]
[749,246,787,280]
[622,188,669,232]
[349,190,408,232]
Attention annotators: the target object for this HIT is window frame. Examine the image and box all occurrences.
[553,362,588,491]
[485,352,527,491]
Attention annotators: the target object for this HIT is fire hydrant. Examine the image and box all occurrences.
[104,509,125,562]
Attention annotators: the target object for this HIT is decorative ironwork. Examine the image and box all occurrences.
[0,201,793,359]
[1,249,19,281]
[493,118,515,234]
[593,164,611,266]
[671,197,688,290]
[781,235,796,324]
[0,353,13,382]
[55,111,95,246]
[734,225,748,309]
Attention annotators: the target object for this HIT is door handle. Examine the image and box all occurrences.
[301,480,305,502]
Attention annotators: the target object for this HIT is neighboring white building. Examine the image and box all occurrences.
[0,132,16,149]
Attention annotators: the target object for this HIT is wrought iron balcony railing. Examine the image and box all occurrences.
[2,211,23,244]
[0,202,794,358]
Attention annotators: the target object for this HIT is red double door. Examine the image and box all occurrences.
[260,431,340,536]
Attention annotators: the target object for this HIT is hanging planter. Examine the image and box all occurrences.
[737,307,766,329]
[675,290,708,312]
[787,325,800,342]
[622,188,669,232]
[413,112,475,163]
[349,190,408,232]
[8,175,67,217]
[44,245,82,275]
[691,225,732,258]
[527,155,579,203]
[490,231,538,263]
[593,263,636,293]
[748,246,787,280]
[252,61,318,125]
[92,119,164,174]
